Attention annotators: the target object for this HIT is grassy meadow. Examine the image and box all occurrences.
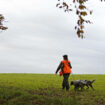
[0,73,105,105]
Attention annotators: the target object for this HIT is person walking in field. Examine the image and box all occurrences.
[55,55,72,91]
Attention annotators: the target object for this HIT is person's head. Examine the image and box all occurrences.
[63,55,68,60]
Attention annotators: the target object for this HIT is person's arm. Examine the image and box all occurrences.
[55,62,62,74]
[61,63,64,74]
[68,62,72,69]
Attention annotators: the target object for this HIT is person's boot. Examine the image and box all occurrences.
[62,86,65,90]
[66,86,70,91]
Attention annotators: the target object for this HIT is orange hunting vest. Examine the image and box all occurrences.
[59,60,71,76]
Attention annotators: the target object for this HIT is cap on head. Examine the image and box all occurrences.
[63,55,68,60]
[63,55,68,57]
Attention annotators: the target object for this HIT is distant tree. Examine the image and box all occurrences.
[56,0,105,38]
[0,14,8,31]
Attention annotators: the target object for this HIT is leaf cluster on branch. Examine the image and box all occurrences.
[0,14,8,31]
[56,0,105,38]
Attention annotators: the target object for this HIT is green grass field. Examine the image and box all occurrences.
[0,74,105,105]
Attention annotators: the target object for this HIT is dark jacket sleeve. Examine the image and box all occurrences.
[56,62,63,74]
[68,62,72,69]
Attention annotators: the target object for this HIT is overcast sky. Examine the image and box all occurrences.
[0,0,105,74]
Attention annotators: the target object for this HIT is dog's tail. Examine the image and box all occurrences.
[91,79,96,83]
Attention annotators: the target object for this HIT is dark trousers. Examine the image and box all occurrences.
[62,73,70,90]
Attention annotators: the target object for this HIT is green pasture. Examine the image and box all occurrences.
[0,74,105,105]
